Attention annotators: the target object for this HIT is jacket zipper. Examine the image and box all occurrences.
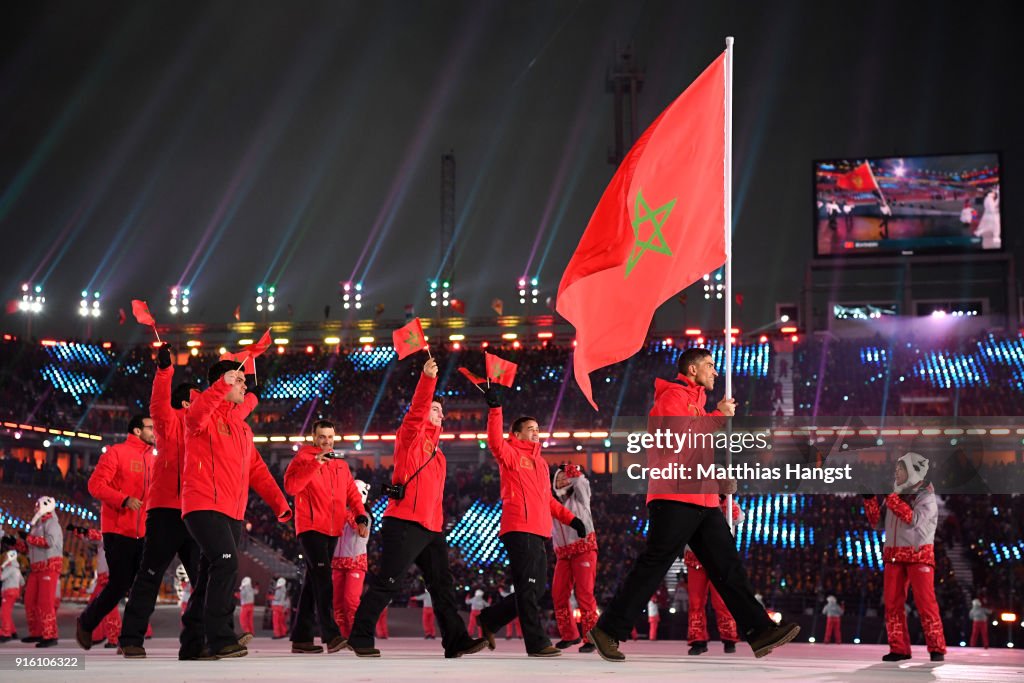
[138,447,150,537]
[235,423,248,518]
[176,417,183,499]
[209,433,218,504]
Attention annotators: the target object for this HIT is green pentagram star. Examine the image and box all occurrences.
[404,330,422,348]
[625,188,677,278]
[489,366,505,381]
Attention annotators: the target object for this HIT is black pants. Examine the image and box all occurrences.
[118,508,201,647]
[181,511,242,654]
[349,517,469,651]
[597,501,773,642]
[479,532,551,653]
[291,531,340,643]
[79,533,144,632]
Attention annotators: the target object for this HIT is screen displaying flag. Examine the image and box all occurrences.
[836,162,879,193]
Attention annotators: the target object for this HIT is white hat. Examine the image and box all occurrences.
[241,577,252,588]
[826,595,837,604]
[972,598,981,607]
[355,479,370,505]
[175,564,188,582]
[895,452,929,493]
[277,577,286,588]
[31,496,56,525]
[474,589,484,598]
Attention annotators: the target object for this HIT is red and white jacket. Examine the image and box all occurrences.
[89,434,153,538]
[21,514,63,567]
[487,407,575,538]
[284,446,366,536]
[180,380,290,521]
[864,484,938,565]
[383,372,447,533]
[552,467,597,560]
[331,511,369,571]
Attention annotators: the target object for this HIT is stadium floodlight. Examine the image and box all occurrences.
[703,272,724,300]
[19,283,44,314]
[342,281,362,310]
[80,290,101,318]
[518,276,540,305]
[256,284,275,313]
[170,287,190,315]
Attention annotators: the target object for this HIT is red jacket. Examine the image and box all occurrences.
[284,446,367,536]
[646,374,723,508]
[383,372,447,533]
[180,379,290,521]
[148,367,259,510]
[89,434,153,538]
[487,408,575,538]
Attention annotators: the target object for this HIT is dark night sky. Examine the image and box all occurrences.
[0,0,1020,338]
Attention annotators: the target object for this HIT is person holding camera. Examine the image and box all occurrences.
[283,419,368,654]
[346,358,487,659]
[475,386,584,658]
[177,362,292,661]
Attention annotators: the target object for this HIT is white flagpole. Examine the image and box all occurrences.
[724,36,735,533]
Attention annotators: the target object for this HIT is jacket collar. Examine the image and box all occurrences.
[124,433,151,451]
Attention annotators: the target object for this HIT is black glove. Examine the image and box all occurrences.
[244,376,259,400]
[484,385,503,408]
[17,529,28,540]
[1,534,17,549]
[156,343,173,369]
[569,518,587,538]
[355,515,369,527]
[860,494,875,501]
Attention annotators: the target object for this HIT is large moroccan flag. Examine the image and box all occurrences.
[556,53,727,409]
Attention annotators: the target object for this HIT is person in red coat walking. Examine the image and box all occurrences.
[589,347,800,663]
[120,343,207,657]
[76,415,154,651]
[346,358,486,659]
[178,362,292,660]
[475,386,586,658]
[284,419,367,654]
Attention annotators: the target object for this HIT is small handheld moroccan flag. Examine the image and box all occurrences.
[131,299,161,342]
[392,318,429,360]
[485,352,517,387]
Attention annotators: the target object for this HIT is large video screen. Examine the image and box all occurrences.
[814,152,1001,257]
